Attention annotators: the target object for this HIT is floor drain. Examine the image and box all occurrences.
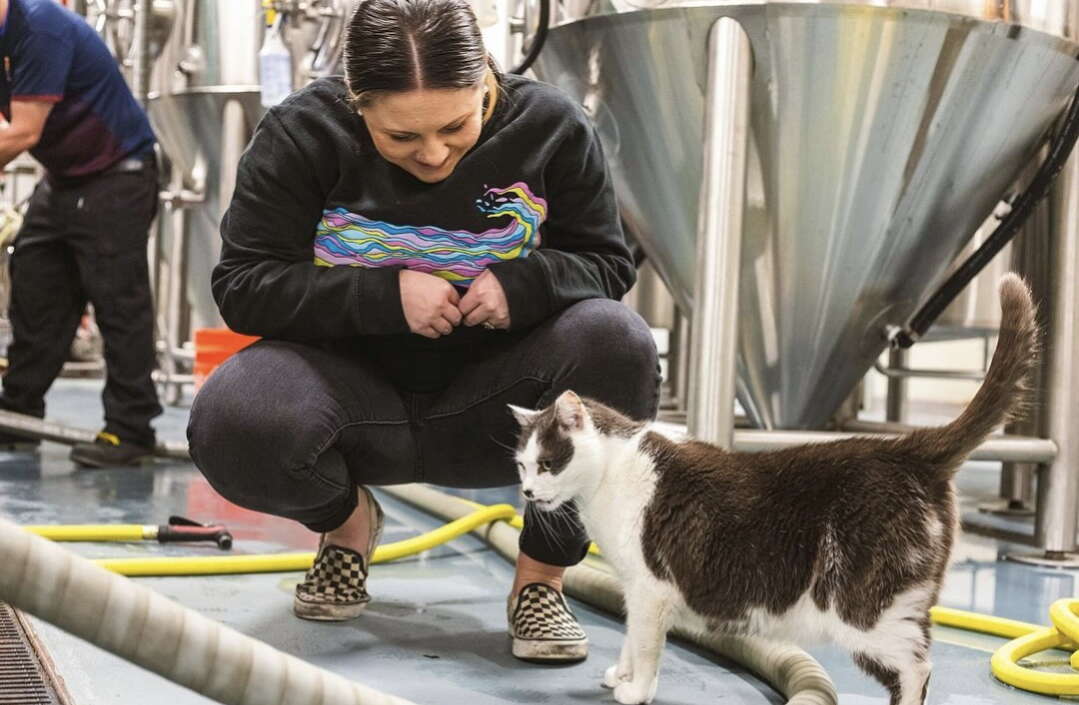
[0,602,69,705]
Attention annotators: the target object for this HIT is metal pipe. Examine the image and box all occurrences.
[885,348,909,422]
[687,18,751,448]
[872,359,986,381]
[132,0,151,106]
[996,196,1053,514]
[0,409,190,460]
[1036,147,1079,555]
[734,428,1057,464]
[998,462,1036,509]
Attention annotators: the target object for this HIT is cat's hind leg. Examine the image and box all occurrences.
[850,612,931,705]
[843,582,933,705]
[612,580,677,705]
[853,649,930,705]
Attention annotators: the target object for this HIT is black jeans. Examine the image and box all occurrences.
[0,162,163,445]
[188,299,660,566]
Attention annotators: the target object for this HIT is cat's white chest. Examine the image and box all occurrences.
[577,445,659,577]
[579,506,639,571]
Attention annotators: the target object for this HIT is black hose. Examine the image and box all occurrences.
[510,0,550,75]
[893,80,1079,349]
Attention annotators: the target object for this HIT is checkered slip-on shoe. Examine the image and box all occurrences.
[294,486,385,621]
[507,582,588,662]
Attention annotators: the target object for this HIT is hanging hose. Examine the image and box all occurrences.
[893,80,1079,348]
[509,0,549,75]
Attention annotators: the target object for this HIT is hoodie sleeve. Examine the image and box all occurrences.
[212,108,409,341]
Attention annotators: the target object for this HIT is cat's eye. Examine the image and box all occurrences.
[539,460,552,472]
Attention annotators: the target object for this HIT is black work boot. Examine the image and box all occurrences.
[70,432,154,468]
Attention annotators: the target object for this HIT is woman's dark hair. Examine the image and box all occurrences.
[344,0,502,122]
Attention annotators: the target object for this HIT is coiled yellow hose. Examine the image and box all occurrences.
[932,601,1079,695]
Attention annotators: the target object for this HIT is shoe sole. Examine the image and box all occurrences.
[293,597,370,622]
[511,637,588,663]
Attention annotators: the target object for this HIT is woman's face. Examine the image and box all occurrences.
[361,85,485,183]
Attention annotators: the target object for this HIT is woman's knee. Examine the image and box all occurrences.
[552,299,658,373]
[542,299,660,418]
[187,341,345,498]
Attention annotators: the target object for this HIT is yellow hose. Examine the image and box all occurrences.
[930,601,1079,695]
[88,503,518,577]
[929,606,1043,639]
[25,524,154,542]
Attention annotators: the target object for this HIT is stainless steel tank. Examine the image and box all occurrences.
[531,1,1079,429]
[146,0,358,334]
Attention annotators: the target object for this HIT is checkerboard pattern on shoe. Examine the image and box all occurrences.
[296,544,369,605]
[509,582,588,642]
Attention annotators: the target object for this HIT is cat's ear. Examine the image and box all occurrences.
[508,405,539,427]
[555,390,588,432]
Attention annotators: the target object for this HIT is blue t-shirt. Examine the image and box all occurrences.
[0,0,155,179]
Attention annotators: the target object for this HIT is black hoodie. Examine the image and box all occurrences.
[214,74,634,388]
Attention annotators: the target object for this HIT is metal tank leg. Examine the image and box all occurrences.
[885,348,909,422]
[1012,149,1079,564]
[132,0,151,106]
[687,18,752,448]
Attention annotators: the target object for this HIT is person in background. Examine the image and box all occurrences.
[188,0,659,664]
[0,0,162,467]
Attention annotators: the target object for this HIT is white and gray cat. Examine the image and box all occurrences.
[510,274,1037,705]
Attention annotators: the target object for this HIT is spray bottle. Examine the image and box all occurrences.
[258,5,293,108]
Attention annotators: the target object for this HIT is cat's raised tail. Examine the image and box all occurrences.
[899,273,1039,468]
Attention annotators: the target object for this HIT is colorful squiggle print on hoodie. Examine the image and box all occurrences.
[313,182,548,286]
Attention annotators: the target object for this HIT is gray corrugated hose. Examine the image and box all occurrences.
[0,514,419,705]
[381,484,838,705]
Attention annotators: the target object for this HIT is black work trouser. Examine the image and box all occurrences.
[188,299,660,566]
[1,163,162,445]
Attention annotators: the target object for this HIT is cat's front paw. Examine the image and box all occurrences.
[603,664,631,689]
[613,677,658,705]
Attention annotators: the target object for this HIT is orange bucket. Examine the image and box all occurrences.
[193,328,260,391]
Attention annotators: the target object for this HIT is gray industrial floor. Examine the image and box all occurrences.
[0,378,1073,704]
